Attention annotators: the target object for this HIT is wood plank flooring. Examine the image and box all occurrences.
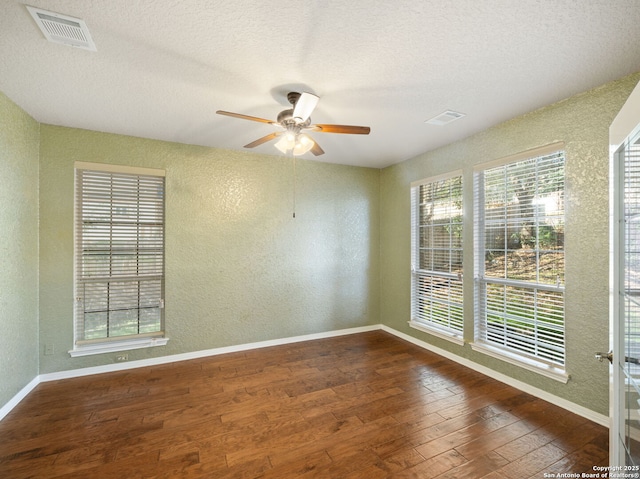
[0,331,608,478]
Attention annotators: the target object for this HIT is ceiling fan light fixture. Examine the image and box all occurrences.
[274,135,294,153]
[274,131,296,154]
[275,132,314,156]
[293,134,314,155]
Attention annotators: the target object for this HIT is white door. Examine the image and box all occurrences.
[610,79,640,467]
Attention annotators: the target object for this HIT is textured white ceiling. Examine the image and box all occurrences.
[2,0,640,168]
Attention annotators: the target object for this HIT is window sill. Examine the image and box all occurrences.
[470,341,569,383]
[408,320,465,346]
[69,337,169,357]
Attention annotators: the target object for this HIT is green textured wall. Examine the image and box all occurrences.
[380,72,640,416]
[38,126,380,373]
[3,72,640,417]
[0,92,40,407]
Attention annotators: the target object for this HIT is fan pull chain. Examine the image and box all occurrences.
[292,153,297,218]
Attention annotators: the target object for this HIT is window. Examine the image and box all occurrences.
[71,162,167,357]
[410,173,464,342]
[473,147,565,373]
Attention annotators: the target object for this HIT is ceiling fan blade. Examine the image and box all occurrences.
[310,140,325,156]
[216,110,275,124]
[244,132,282,148]
[293,92,319,122]
[311,124,371,135]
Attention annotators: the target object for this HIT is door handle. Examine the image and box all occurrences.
[595,351,640,364]
[596,351,640,364]
[595,351,613,364]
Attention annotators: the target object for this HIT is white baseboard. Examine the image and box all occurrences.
[39,325,381,382]
[1,323,609,429]
[380,325,610,428]
[0,376,40,422]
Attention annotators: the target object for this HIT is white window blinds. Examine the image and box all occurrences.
[74,165,165,345]
[474,150,565,366]
[411,174,464,336]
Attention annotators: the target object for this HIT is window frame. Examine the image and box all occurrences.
[70,162,168,357]
[472,143,568,382]
[410,171,465,344]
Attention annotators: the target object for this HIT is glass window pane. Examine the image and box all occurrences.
[475,150,565,366]
[411,175,464,335]
[75,168,165,344]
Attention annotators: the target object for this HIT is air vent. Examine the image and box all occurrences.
[425,110,466,126]
[26,6,96,51]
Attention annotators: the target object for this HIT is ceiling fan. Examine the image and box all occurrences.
[216,92,370,157]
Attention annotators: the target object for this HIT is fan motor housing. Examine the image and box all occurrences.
[277,108,310,127]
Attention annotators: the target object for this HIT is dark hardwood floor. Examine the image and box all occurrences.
[0,331,608,478]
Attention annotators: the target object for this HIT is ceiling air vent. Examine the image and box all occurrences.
[26,6,96,51]
[425,110,466,126]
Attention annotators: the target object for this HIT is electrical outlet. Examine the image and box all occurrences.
[44,344,54,355]
[115,354,129,362]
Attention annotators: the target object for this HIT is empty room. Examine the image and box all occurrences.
[2,1,640,478]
